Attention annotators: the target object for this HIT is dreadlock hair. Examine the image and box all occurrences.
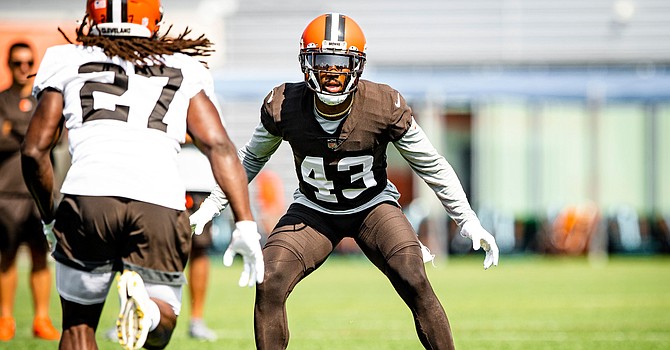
[59,16,213,67]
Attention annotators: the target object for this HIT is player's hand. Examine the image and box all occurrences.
[223,221,264,287]
[460,221,499,269]
[189,199,220,236]
[41,220,56,253]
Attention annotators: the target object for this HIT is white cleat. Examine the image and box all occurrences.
[116,270,153,350]
[189,319,218,341]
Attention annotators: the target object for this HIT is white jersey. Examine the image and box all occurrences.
[33,44,215,210]
[177,143,216,193]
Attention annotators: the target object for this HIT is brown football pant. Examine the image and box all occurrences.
[254,202,455,350]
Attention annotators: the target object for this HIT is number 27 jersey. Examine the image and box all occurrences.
[33,44,213,210]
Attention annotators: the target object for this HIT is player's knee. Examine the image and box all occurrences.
[387,246,432,294]
[258,245,304,301]
[144,337,171,350]
[30,252,49,271]
[143,298,178,350]
[145,283,182,317]
[144,325,174,350]
[0,251,18,270]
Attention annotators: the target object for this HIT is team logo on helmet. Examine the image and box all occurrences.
[87,0,163,38]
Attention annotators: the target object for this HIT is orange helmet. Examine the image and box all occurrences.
[87,0,163,38]
[299,13,367,98]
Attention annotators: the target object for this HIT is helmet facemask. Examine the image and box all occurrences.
[300,51,366,103]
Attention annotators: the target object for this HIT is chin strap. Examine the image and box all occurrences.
[314,94,354,120]
[316,92,349,106]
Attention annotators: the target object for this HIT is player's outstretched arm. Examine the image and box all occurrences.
[393,118,500,269]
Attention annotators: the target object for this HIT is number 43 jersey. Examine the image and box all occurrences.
[33,44,214,210]
[258,80,412,213]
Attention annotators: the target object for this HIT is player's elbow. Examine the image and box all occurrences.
[210,137,238,159]
[198,132,235,158]
[20,140,44,162]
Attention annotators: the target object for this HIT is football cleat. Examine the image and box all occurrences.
[32,316,60,340]
[104,326,118,341]
[116,270,154,350]
[0,316,15,341]
[188,319,218,341]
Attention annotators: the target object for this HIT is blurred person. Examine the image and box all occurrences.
[179,138,219,341]
[253,170,286,235]
[546,202,600,255]
[20,1,263,349]
[185,193,218,341]
[0,41,61,342]
[190,13,499,349]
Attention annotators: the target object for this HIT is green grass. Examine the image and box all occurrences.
[6,254,670,349]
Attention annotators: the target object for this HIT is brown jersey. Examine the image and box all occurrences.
[260,80,412,211]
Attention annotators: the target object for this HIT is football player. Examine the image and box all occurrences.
[20,1,262,349]
[190,13,499,349]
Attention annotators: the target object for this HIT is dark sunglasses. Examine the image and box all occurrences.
[10,60,34,68]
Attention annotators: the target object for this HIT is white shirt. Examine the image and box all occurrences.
[33,44,215,210]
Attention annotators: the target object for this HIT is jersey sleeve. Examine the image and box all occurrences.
[239,122,282,181]
[387,90,413,141]
[197,66,224,124]
[180,57,215,100]
[32,45,73,97]
[260,87,282,136]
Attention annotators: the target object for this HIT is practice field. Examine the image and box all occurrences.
[7,254,670,349]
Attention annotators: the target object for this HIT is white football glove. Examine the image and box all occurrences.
[419,240,435,264]
[189,199,220,236]
[460,221,499,269]
[223,221,264,287]
[41,220,56,253]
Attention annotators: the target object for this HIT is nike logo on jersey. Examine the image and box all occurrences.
[394,93,401,108]
[267,90,275,103]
